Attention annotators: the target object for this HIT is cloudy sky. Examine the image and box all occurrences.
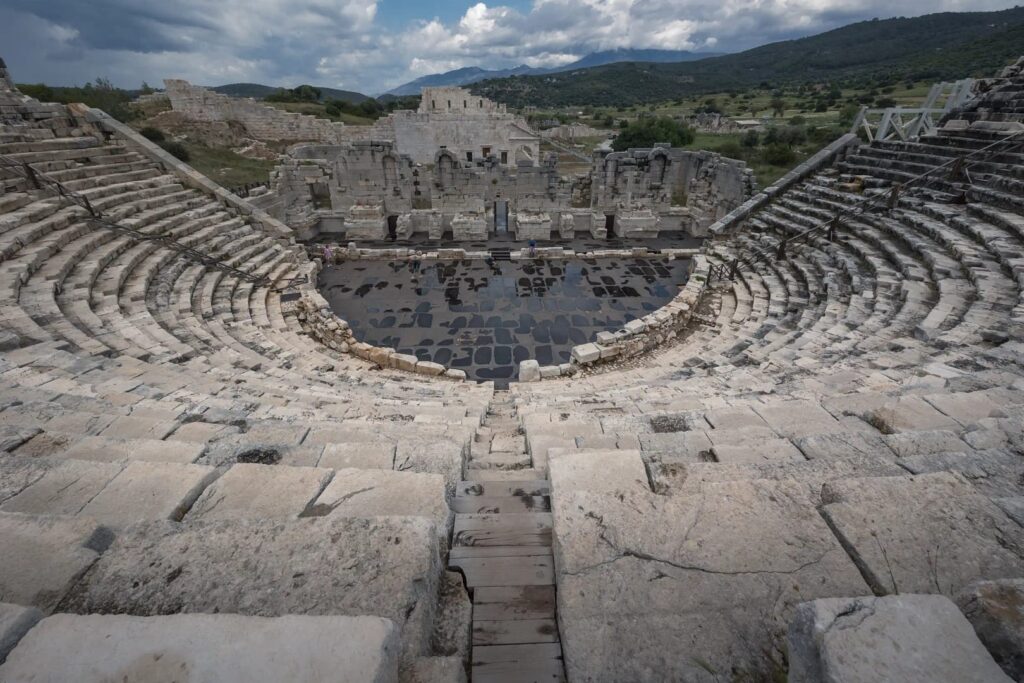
[0,0,1018,95]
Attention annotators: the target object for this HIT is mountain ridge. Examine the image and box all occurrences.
[384,49,719,96]
[469,7,1024,107]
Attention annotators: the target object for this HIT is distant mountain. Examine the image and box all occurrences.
[210,83,369,104]
[384,49,717,96]
[471,7,1024,108]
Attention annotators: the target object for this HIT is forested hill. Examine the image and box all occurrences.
[470,8,1024,107]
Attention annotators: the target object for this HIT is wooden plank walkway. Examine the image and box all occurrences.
[449,395,566,682]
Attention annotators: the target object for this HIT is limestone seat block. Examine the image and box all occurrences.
[549,450,649,496]
[306,467,452,542]
[58,516,442,666]
[77,461,218,527]
[821,472,1024,597]
[788,594,1012,683]
[186,463,333,521]
[0,613,400,683]
[552,480,869,680]
[0,512,106,612]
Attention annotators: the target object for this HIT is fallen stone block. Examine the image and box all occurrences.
[788,594,1012,683]
[0,613,400,683]
[519,360,540,382]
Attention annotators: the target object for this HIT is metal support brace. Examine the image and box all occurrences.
[828,215,840,242]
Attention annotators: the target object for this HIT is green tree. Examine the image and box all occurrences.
[611,117,695,151]
[770,97,786,117]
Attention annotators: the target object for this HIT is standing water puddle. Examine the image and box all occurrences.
[318,257,690,385]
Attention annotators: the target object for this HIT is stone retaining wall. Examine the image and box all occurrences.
[314,243,700,263]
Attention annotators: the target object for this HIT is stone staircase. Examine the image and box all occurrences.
[449,393,566,682]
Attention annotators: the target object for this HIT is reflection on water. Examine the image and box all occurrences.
[318,257,690,385]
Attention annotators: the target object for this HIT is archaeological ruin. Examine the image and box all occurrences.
[0,48,1023,683]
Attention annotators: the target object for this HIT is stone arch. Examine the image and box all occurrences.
[435,149,457,190]
[646,148,669,186]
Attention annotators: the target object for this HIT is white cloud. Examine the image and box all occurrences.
[0,0,1020,95]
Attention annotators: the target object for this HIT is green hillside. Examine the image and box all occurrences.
[211,83,369,104]
[472,8,1024,107]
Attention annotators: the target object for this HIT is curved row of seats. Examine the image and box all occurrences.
[510,59,1024,682]
[0,73,490,680]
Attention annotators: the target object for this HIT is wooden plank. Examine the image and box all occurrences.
[474,618,559,646]
[449,545,550,559]
[473,643,563,665]
[453,513,552,547]
[467,468,544,482]
[472,643,566,683]
[449,555,554,587]
[473,586,556,621]
[451,495,550,514]
[456,480,551,497]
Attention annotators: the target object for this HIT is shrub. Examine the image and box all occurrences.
[159,141,190,162]
[139,127,165,142]
[761,143,796,166]
[611,117,695,151]
[740,130,760,148]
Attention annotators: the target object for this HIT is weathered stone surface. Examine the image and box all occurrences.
[553,480,869,681]
[59,436,205,464]
[0,426,41,454]
[187,464,333,521]
[793,431,894,461]
[59,516,442,665]
[99,416,179,440]
[924,391,1002,425]
[703,405,767,430]
[863,396,961,433]
[711,437,805,465]
[78,461,218,526]
[821,473,1024,597]
[0,613,400,683]
[788,594,1012,683]
[408,656,467,683]
[549,450,649,495]
[0,460,123,516]
[883,430,968,457]
[0,513,106,612]
[0,602,42,663]
[956,579,1024,681]
[319,442,396,470]
[0,458,50,506]
[519,360,540,382]
[394,440,465,497]
[307,468,452,542]
[169,421,242,443]
[571,343,601,364]
[430,571,472,666]
[899,449,1024,498]
[753,400,841,438]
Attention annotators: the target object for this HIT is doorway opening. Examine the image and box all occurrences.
[604,213,615,240]
[494,200,509,234]
[387,215,398,240]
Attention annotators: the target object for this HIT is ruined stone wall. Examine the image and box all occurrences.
[164,79,394,145]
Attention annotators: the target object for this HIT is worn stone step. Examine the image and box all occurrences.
[467,452,532,470]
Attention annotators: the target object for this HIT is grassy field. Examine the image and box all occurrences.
[179,143,277,189]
